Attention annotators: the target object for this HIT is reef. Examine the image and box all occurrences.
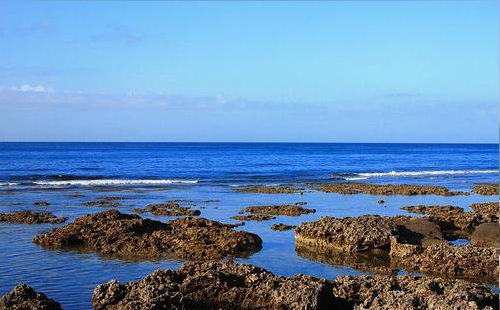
[271,223,296,231]
[310,183,466,196]
[234,186,303,194]
[241,203,315,216]
[0,211,66,224]
[0,284,63,310]
[472,183,499,196]
[133,201,201,216]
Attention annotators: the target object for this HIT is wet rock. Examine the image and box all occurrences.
[230,214,276,221]
[395,217,445,247]
[295,215,398,252]
[0,211,66,224]
[392,242,499,283]
[67,193,85,198]
[271,223,296,231]
[377,200,384,204]
[82,201,120,208]
[235,186,303,194]
[0,283,63,310]
[92,260,498,310]
[311,183,466,196]
[241,204,315,216]
[472,183,499,196]
[471,223,499,248]
[470,202,499,222]
[133,201,201,216]
[203,199,220,203]
[32,210,261,260]
[98,196,126,201]
[33,201,50,206]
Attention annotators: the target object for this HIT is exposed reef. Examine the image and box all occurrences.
[0,284,63,310]
[235,186,303,194]
[310,183,467,196]
[0,211,67,224]
[133,201,201,216]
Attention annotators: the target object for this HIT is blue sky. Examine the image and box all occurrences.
[0,1,498,142]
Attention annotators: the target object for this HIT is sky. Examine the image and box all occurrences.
[0,1,498,143]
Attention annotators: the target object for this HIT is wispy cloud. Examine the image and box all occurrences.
[11,84,52,93]
[91,25,144,45]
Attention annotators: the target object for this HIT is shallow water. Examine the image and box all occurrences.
[0,143,498,309]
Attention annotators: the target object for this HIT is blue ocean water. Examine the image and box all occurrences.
[0,142,498,309]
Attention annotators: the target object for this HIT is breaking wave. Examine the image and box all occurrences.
[30,179,199,186]
[334,170,498,180]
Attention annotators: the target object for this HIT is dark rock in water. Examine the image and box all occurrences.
[32,209,262,260]
[0,283,63,310]
[271,223,295,231]
[234,186,303,194]
[67,193,85,198]
[241,204,315,216]
[91,260,498,310]
[377,199,385,204]
[395,218,445,247]
[133,201,201,216]
[471,223,499,248]
[33,201,50,206]
[295,215,398,252]
[310,183,466,196]
[230,214,276,221]
[0,211,66,224]
[472,183,499,196]
[98,196,126,201]
[81,201,120,208]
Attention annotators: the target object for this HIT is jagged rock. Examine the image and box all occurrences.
[470,202,499,222]
[310,183,466,196]
[295,215,398,252]
[133,201,201,216]
[32,210,262,260]
[241,204,315,216]
[230,214,276,221]
[0,211,66,224]
[91,261,498,310]
[471,223,499,248]
[0,283,63,310]
[472,183,499,196]
[271,223,296,231]
[235,186,303,194]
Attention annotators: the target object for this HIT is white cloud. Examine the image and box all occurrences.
[11,84,52,93]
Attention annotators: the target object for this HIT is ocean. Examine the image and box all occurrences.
[0,142,498,309]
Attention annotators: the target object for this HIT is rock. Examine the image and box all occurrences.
[377,200,385,204]
[67,193,85,198]
[271,223,296,231]
[295,215,399,252]
[81,201,120,208]
[98,196,126,201]
[0,283,63,310]
[33,209,262,260]
[134,201,201,216]
[310,183,466,196]
[234,186,303,194]
[241,204,315,216]
[91,261,498,310]
[0,211,66,224]
[392,243,499,283]
[395,218,445,247]
[471,223,499,248]
[33,201,50,206]
[470,202,499,222]
[472,183,499,196]
[230,214,276,221]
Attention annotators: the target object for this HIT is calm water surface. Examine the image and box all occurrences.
[0,143,498,309]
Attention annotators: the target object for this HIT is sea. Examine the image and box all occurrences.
[0,142,498,309]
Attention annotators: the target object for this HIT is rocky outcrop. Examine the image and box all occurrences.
[235,186,303,194]
[471,223,499,248]
[133,201,201,216]
[271,223,296,231]
[230,214,276,221]
[241,204,315,216]
[0,211,66,224]
[81,201,120,208]
[92,261,498,310]
[33,201,50,206]
[295,215,398,252]
[472,183,499,196]
[310,183,466,196]
[32,210,262,260]
[470,202,499,222]
[0,284,63,310]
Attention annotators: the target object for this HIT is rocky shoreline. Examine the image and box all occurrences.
[0,211,67,224]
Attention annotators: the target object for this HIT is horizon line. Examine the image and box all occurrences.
[0,141,498,145]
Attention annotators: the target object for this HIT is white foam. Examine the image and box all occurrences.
[0,182,18,186]
[32,179,198,186]
[343,177,369,181]
[355,170,498,178]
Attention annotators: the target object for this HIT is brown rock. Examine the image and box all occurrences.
[81,201,120,208]
[472,183,499,196]
[295,215,399,252]
[470,202,499,222]
[140,201,201,216]
[241,204,315,216]
[32,209,262,260]
[471,223,499,248]
[0,211,66,224]
[311,183,466,196]
[91,261,498,310]
[234,186,303,194]
[230,214,276,221]
[33,201,50,206]
[0,283,63,310]
[271,223,296,231]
